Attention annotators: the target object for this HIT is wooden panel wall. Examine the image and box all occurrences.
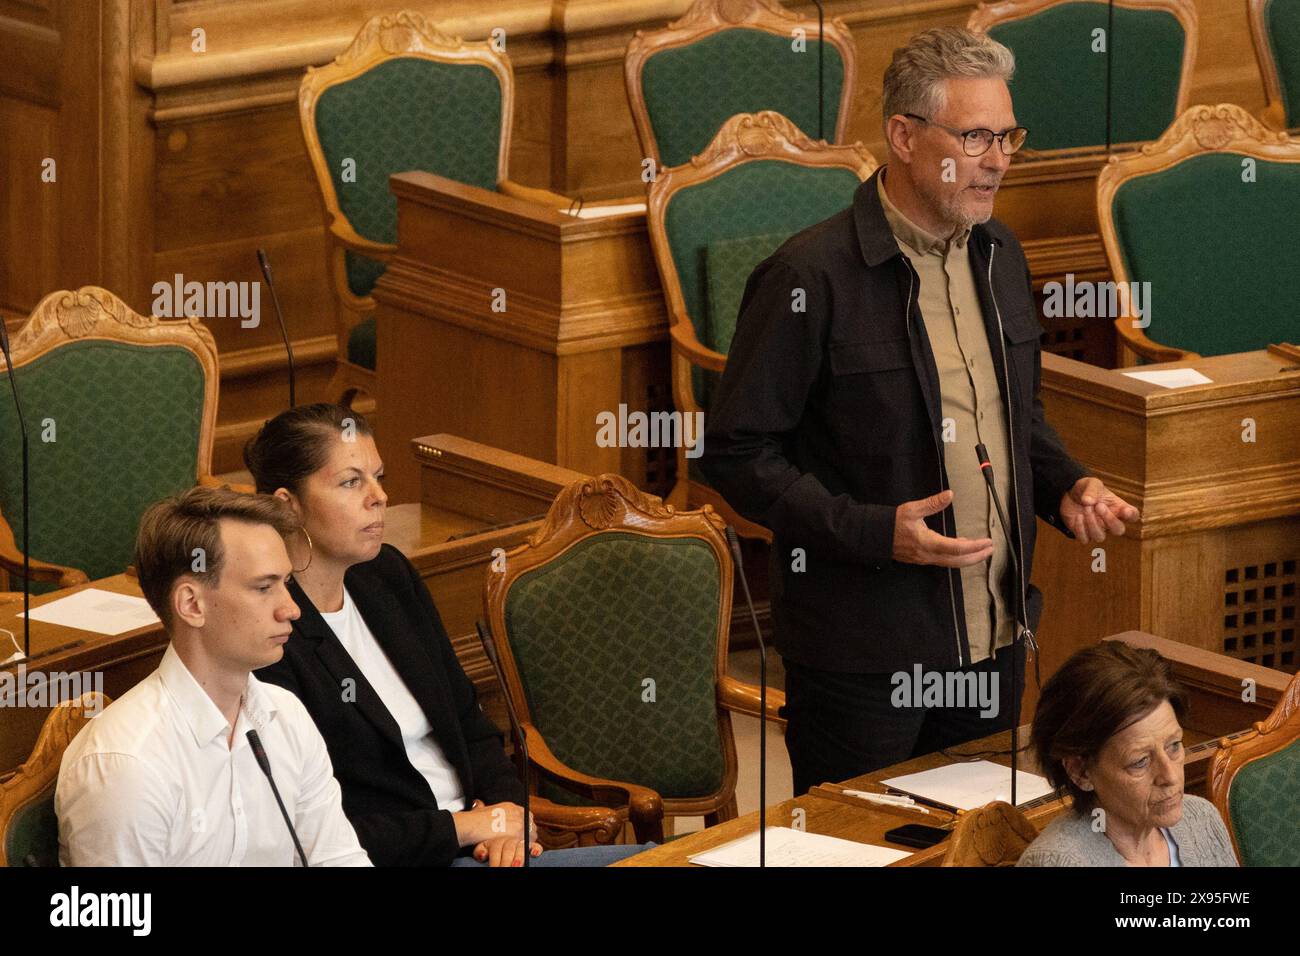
[1,0,1272,480]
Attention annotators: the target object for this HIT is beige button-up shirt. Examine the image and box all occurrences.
[877,170,1015,663]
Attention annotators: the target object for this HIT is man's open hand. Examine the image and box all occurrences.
[1060,477,1140,543]
[892,490,993,568]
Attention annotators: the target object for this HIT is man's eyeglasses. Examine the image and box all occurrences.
[904,113,1029,156]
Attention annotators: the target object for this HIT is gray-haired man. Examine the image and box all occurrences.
[702,27,1139,794]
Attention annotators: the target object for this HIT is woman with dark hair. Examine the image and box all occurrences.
[245,404,645,867]
[1018,642,1238,866]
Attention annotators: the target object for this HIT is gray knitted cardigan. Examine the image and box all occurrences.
[1017,794,1240,867]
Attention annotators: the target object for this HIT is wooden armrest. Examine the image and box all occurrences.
[327,216,398,260]
[524,723,665,843]
[197,473,256,495]
[0,514,88,587]
[497,178,576,209]
[529,796,624,846]
[718,674,786,724]
[1112,318,1196,366]
[670,321,727,374]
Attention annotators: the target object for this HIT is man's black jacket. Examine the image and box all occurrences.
[256,544,523,866]
[700,167,1086,673]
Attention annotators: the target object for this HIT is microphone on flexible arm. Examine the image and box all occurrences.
[246,729,310,867]
[476,620,532,868]
[0,317,31,660]
[810,0,826,141]
[974,443,1037,808]
[256,249,296,409]
[725,526,768,868]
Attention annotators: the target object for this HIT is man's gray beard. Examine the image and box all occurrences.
[918,181,993,234]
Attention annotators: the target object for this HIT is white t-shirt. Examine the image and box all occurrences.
[319,588,467,812]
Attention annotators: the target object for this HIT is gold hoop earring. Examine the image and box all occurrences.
[294,526,314,574]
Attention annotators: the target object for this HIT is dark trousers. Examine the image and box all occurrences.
[783,643,1026,796]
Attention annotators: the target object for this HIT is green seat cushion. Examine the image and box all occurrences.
[314,56,503,296]
[664,161,861,406]
[641,29,846,167]
[504,532,725,803]
[347,316,377,370]
[1226,739,1300,866]
[705,231,792,355]
[989,2,1185,150]
[0,341,204,584]
[1262,0,1300,128]
[1109,152,1300,355]
[3,789,57,867]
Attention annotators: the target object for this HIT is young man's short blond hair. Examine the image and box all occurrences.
[882,27,1016,133]
[134,486,299,630]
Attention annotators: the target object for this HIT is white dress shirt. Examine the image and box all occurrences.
[56,644,371,867]
[320,587,467,811]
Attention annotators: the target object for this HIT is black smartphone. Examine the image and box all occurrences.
[884,823,950,849]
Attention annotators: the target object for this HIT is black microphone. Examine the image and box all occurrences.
[246,729,309,867]
[810,0,825,140]
[725,526,767,868]
[974,443,1034,808]
[256,249,296,409]
[0,318,31,660]
[476,620,532,868]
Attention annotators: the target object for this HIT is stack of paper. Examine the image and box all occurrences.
[20,588,160,636]
[689,827,912,867]
[882,760,1054,811]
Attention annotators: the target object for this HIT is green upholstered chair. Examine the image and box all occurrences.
[969,0,1197,153]
[1096,103,1300,364]
[299,10,570,407]
[0,287,219,591]
[624,0,857,171]
[645,111,876,534]
[483,474,783,842]
[1211,669,1300,866]
[1,691,108,866]
[1250,0,1300,132]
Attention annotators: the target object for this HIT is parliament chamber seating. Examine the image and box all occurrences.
[483,472,783,843]
[624,0,857,169]
[298,9,570,407]
[0,693,108,867]
[969,0,1197,154]
[1211,668,1300,866]
[644,111,876,534]
[0,287,220,592]
[1095,102,1300,363]
[1249,0,1300,131]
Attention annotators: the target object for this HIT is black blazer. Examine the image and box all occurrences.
[256,543,523,866]
[702,166,1087,673]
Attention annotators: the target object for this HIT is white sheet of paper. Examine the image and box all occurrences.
[1121,368,1213,388]
[882,760,1055,811]
[560,202,646,219]
[689,826,912,867]
[19,588,159,636]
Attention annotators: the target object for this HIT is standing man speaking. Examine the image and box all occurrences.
[701,28,1139,795]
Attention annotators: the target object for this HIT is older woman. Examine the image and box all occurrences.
[1018,642,1238,867]
[246,404,645,867]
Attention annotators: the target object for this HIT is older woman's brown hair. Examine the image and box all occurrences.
[1030,642,1188,814]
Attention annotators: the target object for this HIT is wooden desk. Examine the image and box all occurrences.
[616,630,1289,866]
[373,174,670,504]
[1031,349,1300,714]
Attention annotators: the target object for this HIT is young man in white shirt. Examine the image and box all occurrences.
[56,486,371,866]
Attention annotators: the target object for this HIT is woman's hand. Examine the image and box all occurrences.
[471,836,544,867]
[452,798,537,847]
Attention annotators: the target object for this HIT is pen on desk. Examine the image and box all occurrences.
[843,791,932,815]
